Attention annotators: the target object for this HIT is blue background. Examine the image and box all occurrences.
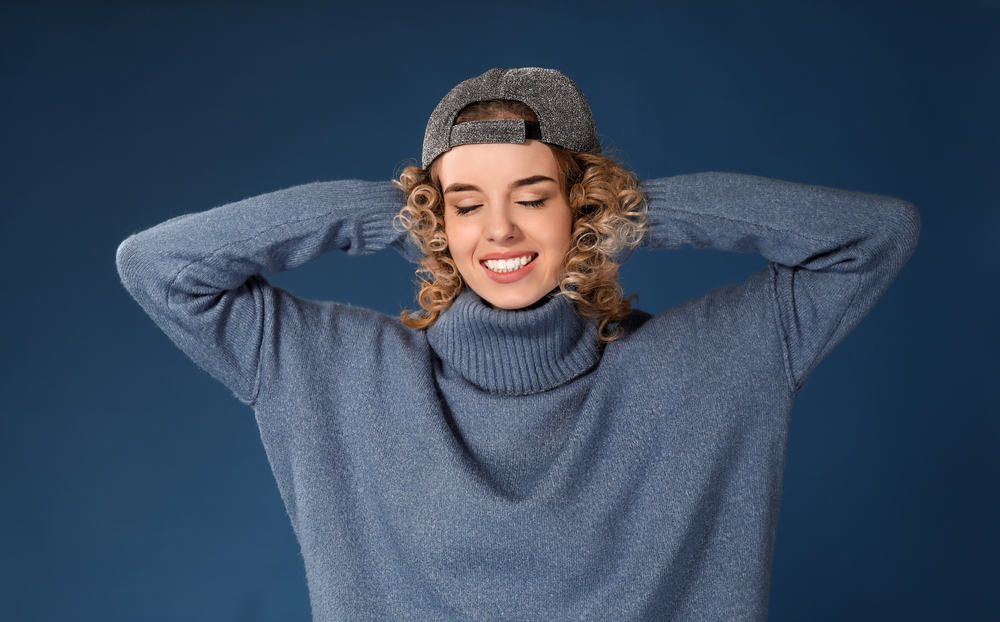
[2,1,996,620]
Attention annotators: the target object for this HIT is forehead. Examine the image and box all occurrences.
[436,140,559,186]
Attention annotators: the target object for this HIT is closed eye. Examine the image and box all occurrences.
[454,199,545,215]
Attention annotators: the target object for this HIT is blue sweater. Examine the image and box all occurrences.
[115,172,920,620]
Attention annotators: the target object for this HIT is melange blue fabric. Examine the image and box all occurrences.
[115,171,920,621]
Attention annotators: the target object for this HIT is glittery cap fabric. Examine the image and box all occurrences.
[421,67,601,169]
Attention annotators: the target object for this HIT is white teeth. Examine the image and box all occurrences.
[483,254,534,273]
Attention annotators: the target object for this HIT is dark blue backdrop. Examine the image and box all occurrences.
[2,1,996,620]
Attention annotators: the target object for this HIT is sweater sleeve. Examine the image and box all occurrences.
[114,179,423,406]
[637,171,921,394]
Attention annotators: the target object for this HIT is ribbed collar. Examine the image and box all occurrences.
[426,287,603,396]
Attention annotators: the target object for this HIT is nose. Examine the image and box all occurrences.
[484,205,519,243]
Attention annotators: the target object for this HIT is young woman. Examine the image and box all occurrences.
[116,67,920,620]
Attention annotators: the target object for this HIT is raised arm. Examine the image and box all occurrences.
[637,171,921,393]
[115,179,421,405]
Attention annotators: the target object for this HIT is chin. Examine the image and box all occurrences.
[493,297,540,311]
[473,285,547,311]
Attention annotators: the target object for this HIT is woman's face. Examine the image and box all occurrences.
[438,140,573,310]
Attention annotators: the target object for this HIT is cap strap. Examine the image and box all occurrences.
[448,119,543,149]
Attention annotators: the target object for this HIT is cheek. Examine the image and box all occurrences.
[543,208,574,256]
[443,220,476,260]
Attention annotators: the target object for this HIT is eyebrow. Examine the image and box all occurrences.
[443,175,557,194]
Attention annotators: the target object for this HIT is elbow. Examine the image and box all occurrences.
[891,199,921,259]
[115,234,143,292]
[115,232,164,302]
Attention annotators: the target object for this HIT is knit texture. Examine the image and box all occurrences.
[115,172,920,621]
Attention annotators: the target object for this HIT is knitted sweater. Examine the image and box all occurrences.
[115,172,920,621]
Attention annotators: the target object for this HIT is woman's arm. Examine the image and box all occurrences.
[638,171,921,393]
[115,179,421,405]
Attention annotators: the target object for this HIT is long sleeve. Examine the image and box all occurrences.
[115,179,422,406]
[638,171,921,394]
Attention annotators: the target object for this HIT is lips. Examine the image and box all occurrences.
[478,250,538,261]
[479,252,539,283]
[479,252,538,273]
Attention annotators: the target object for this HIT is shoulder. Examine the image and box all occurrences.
[604,268,781,361]
[598,267,789,399]
[265,286,428,356]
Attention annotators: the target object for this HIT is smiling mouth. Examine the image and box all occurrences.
[480,253,539,274]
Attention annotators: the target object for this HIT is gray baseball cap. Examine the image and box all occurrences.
[421,67,601,169]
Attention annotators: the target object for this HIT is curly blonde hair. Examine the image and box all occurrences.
[392,100,649,342]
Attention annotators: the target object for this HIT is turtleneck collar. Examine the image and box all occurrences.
[426,287,603,396]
